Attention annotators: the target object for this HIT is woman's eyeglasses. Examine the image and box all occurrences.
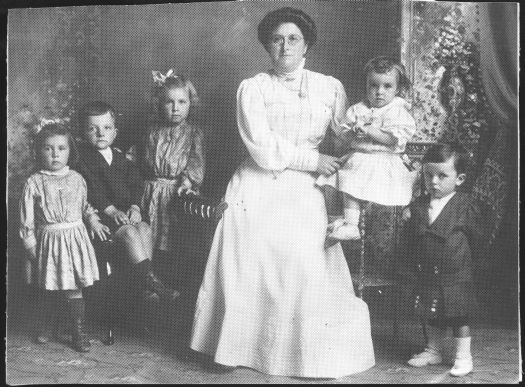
[269,34,304,46]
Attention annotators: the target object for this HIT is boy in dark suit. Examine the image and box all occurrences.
[76,101,179,304]
[399,143,486,377]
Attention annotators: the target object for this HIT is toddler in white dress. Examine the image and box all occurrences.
[317,56,417,240]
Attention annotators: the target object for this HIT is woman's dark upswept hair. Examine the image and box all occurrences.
[33,123,79,168]
[422,142,471,175]
[257,7,317,49]
[364,56,412,97]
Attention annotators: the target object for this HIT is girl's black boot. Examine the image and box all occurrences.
[68,298,91,352]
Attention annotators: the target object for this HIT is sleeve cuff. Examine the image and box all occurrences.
[291,148,319,172]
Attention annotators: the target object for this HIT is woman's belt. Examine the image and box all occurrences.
[40,220,83,231]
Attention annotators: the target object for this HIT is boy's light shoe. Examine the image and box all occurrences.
[327,222,361,241]
[407,349,443,367]
[449,357,473,377]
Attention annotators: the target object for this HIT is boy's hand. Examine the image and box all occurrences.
[88,218,111,241]
[127,206,142,225]
[104,206,131,226]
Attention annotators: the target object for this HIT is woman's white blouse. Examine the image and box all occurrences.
[236,70,348,172]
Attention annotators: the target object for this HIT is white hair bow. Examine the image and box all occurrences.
[35,117,67,134]
[152,69,178,85]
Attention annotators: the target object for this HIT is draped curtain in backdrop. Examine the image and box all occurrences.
[472,2,518,244]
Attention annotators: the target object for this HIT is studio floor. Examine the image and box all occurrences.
[6,293,521,385]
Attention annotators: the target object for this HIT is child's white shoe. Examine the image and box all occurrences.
[450,337,473,377]
[407,348,443,367]
[449,356,473,377]
[328,222,361,240]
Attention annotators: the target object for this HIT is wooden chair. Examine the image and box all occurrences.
[352,203,403,343]
[350,142,432,344]
[88,237,136,345]
[171,193,226,331]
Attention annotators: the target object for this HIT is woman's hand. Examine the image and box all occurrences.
[317,154,345,177]
[127,205,142,225]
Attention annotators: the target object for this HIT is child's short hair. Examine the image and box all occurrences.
[33,123,79,167]
[364,56,411,97]
[153,74,200,108]
[422,142,471,175]
[77,101,117,131]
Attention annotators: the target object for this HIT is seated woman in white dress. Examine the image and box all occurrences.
[190,7,375,379]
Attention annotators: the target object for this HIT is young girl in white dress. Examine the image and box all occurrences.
[317,56,417,240]
[19,122,108,352]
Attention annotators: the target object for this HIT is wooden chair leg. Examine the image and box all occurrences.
[357,202,368,299]
[393,285,400,346]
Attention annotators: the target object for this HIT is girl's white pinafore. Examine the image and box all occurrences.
[190,67,375,378]
[19,168,99,290]
[316,97,417,206]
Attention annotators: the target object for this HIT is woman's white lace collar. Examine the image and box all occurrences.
[271,58,306,81]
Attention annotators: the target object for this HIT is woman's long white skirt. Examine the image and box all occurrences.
[190,158,375,378]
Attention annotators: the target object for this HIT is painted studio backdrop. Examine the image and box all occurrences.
[7,1,518,322]
[7,1,400,199]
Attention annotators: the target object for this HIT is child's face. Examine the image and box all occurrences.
[84,112,117,150]
[40,135,70,172]
[160,87,190,125]
[423,157,465,199]
[366,70,399,108]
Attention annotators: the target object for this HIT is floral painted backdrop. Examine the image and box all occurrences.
[7,7,101,197]
[409,2,491,157]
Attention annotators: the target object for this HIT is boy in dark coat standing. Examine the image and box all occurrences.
[399,143,487,377]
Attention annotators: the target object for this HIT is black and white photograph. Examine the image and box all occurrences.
[5,0,519,384]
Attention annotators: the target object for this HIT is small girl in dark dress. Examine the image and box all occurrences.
[399,143,487,377]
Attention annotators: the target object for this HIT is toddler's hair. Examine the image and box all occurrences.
[153,75,200,108]
[77,101,117,131]
[33,123,79,167]
[364,56,411,97]
[422,142,471,175]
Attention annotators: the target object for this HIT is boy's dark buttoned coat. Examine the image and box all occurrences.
[76,146,144,217]
[397,192,486,318]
